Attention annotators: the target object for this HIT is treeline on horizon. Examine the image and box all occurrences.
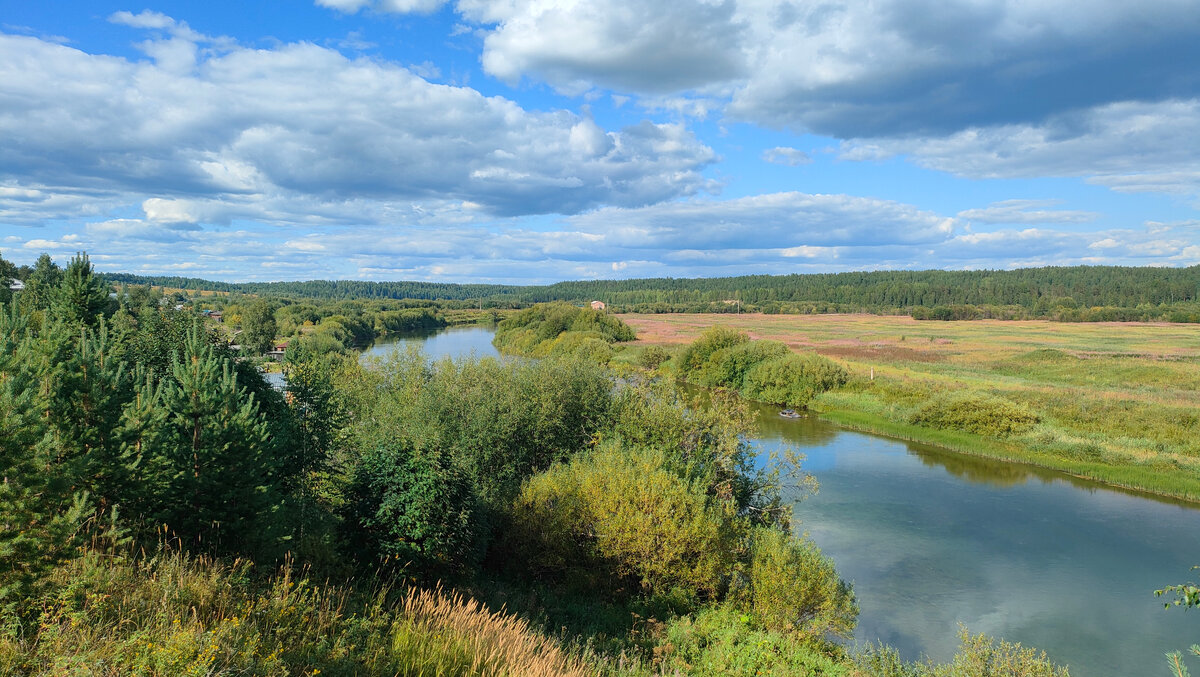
[96,265,1200,322]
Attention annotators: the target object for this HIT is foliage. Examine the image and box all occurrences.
[241,299,278,353]
[342,441,481,580]
[909,392,1039,437]
[608,381,802,529]
[493,302,635,360]
[1,547,591,676]
[637,344,670,369]
[1167,646,1200,677]
[20,254,62,318]
[855,628,1071,676]
[674,328,848,408]
[1157,567,1200,609]
[742,527,857,639]
[349,352,614,511]
[508,441,736,598]
[660,605,852,677]
[0,305,93,614]
[742,352,849,408]
[52,253,111,327]
[695,339,790,390]
[676,326,749,377]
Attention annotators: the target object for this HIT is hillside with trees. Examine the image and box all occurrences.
[92,264,1200,322]
[0,251,1079,675]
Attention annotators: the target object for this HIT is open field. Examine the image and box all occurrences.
[620,313,1200,502]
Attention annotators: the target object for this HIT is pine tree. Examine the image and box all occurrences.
[20,253,61,314]
[0,303,88,613]
[157,326,276,553]
[52,252,110,327]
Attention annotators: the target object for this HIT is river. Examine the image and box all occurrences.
[366,327,1199,676]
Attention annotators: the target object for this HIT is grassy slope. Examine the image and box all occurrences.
[621,313,1200,503]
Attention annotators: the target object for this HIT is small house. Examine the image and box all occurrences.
[590,300,606,311]
[8,280,24,291]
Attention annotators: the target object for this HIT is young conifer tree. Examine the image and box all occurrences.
[52,252,109,327]
[0,303,88,613]
[158,325,276,553]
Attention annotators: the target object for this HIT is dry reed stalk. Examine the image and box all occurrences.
[401,585,594,677]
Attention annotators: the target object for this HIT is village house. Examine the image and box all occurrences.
[590,300,606,310]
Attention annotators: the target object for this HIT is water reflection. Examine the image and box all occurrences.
[749,411,1200,676]
[362,326,501,361]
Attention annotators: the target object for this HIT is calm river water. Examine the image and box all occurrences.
[366,327,1200,676]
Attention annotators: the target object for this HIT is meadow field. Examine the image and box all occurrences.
[620,313,1200,502]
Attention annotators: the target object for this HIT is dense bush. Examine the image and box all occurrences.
[909,392,1040,437]
[697,340,790,391]
[742,527,857,639]
[493,302,635,361]
[342,350,616,574]
[342,441,481,579]
[674,328,848,409]
[1,548,591,677]
[742,352,849,409]
[508,441,735,598]
[661,605,854,677]
[677,326,749,377]
[637,344,671,369]
[609,381,796,529]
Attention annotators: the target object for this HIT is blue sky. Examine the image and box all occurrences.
[2,1,1198,283]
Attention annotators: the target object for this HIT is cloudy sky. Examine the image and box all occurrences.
[2,1,1199,283]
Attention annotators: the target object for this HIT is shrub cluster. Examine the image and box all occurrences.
[909,392,1040,437]
[676,327,848,408]
[502,383,855,641]
[492,302,635,362]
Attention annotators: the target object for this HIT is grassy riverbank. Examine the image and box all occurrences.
[621,313,1200,503]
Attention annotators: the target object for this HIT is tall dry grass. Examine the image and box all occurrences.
[397,586,593,677]
[1,546,595,676]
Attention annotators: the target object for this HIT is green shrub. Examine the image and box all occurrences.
[661,605,852,677]
[493,303,635,358]
[5,547,593,676]
[637,344,671,369]
[909,392,1040,437]
[743,527,857,639]
[697,340,790,390]
[940,627,1070,677]
[677,326,749,377]
[536,330,615,363]
[341,440,482,580]
[350,353,614,511]
[609,381,794,529]
[508,441,735,598]
[854,628,1071,676]
[742,352,849,409]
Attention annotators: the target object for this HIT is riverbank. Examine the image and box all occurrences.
[621,313,1200,503]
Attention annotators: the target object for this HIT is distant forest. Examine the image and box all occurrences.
[98,266,1200,321]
